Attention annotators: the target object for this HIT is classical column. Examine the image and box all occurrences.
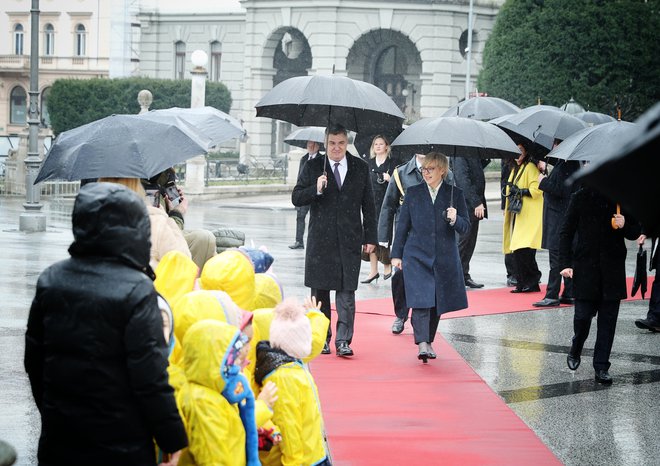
[20,0,46,232]
[185,50,208,194]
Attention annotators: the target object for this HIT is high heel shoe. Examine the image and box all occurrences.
[383,272,392,280]
[418,342,429,364]
[361,273,380,284]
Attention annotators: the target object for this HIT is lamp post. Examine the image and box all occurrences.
[464,0,474,100]
[185,50,208,194]
[20,0,46,232]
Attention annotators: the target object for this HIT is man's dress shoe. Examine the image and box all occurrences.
[288,242,304,250]
[533,298,560,307]
[391,318,405,335]
[635,318,660,332]
[465,278,484,289]
[567,353,581,370]
[595,370,613,385]
[336,342,354,357]
[510,285,541,293]
[321,342,331,354]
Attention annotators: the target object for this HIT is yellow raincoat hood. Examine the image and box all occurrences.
[250,273,283,310]
[154,250,198,309]
[200,249,255,310]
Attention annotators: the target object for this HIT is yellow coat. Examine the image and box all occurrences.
[503,162,544,253]
[177,320,247,466]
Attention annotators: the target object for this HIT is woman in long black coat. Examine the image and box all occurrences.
[391,152,470,363]
[559,186,641,384]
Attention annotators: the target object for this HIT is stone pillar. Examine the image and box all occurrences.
[185,50,208,195]
[286,147,305,185]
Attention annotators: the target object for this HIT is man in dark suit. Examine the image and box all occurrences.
[378,154,425,334]
[292,124,378,357]
[635,235,660,332]
[452,156,489,289]
[289,140,321,249]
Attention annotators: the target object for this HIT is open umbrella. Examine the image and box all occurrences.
[34,114,209,183]
[573,102,660,235]
[139,106,246,149]
[545,121,638,162]
[573,111,616,126]
[490,105,588,159]
[441,96,521,120]
[255,74,405,134]
[284,126,326,149]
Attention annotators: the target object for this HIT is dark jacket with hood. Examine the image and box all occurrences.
[24,182,187,466]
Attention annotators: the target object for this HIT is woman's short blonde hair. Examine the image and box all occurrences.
[369,135,391,159]
[98,177,146,197]
[422,152,449,178]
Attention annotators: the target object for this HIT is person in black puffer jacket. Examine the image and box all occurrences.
[24,182,187,466]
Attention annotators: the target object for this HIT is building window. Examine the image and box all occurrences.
[14,24,24,55]
[174,41,186,79]
[41,87,51,127]
[10,87,28,124]
[44,24,55,56]
[210,41,222,81]
[75,24,86,56]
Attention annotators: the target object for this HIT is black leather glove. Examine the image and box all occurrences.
[508,184,520,196]
[520,188,532,197]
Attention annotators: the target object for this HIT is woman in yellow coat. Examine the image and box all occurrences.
[502,143,544,293]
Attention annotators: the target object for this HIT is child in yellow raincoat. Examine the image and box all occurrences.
[254,299,331,466]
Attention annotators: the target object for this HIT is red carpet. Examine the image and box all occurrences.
[356,276,652,320]
[311,313,561,465]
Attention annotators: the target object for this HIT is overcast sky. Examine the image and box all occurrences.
[140,0,244,13]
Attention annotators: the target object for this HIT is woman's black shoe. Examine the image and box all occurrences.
[383,272,392,280]
[361,273,380,284]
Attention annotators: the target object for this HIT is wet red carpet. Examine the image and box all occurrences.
[311,313,561,465]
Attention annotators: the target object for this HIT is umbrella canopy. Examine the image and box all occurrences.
[546,121,638,162]
[573,111,617,126]
[139,106,246,149]
[255,74,405,133]
[391,117,521,159]
[490,105,588,156]
[574,102,660,235]
[34,114,209,183]
[441,96,521,120]
[284,126,326,149]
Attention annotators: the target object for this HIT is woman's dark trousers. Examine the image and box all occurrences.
[411,307,440,344]
[513,247,541,289]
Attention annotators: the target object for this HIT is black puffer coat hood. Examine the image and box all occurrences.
[69,182,152,276]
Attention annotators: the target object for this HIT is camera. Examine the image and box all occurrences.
[145,168,182,208]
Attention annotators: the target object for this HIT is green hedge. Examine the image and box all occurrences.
[48,77,232,135]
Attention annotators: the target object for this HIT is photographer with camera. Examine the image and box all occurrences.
[502,143,544,294]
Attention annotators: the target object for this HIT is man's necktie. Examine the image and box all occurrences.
[333,162,342,189]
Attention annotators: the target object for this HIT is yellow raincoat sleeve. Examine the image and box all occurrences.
[303,309,330,363]
[270,376,306,466]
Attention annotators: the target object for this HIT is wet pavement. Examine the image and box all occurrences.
[1,181,659,465]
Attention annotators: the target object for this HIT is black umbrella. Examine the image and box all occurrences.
[546,121,638,162]
[283,126,326,149]
[573,111,616,126]
[631,245,648,299]
[255,74,405,134]
[34,114,209,183]
[490,105,588,159]
[441,96,521,120]
[573,102,660,235]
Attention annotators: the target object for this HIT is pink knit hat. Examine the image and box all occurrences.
[269,298,312,359]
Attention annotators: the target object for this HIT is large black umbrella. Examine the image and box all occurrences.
[490,105,588,159]
[283,126,326,149]
[34,114,209,183]
[255,74,405,133]
[573,111,616,126]
[546,121,638,162]
[574,102,660,235]
[139,106,246,149]
[391,116,521,159]
[441,96,521,120]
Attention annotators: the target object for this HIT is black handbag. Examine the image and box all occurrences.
[505,163,526,214]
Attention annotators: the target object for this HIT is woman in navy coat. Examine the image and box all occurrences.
[391,152,470,363]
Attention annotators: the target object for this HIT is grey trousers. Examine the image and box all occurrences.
[312,288,356,346]
[411,307,440,345]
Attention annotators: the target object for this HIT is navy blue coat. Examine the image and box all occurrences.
[391,182,470,315]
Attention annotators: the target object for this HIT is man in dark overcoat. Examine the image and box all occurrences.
[292,124,377,357]
[634,234,660,332]
[289,140,321,249]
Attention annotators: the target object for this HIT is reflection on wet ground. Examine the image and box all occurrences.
[1,192,658,465]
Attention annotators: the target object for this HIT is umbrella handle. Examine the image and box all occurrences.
[611,204,621,229]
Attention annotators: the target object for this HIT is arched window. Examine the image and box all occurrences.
[174,41,186,79]
[75,24,86,56]
[41,87,51,127]
[210,41,222,81]
[14,24,24,55]
[44,24,55,56]
[10,87,28,124]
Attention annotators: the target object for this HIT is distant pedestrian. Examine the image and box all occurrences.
[391,152,469,363]
[362,135,396,284]
[634,234,660,332]
[501,158,517,287]
[560,186,641,384]
[24,182,187,466]
[292,124,378,357]
[289,140,321,250]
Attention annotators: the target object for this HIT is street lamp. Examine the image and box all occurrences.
[20,0,46,232]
